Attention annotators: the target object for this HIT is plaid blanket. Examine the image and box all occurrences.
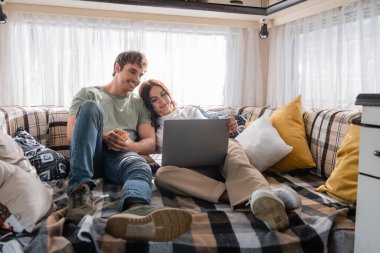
[1,170,353,253]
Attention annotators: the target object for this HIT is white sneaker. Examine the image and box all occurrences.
[249,189,289,231]
[273,187,301,210]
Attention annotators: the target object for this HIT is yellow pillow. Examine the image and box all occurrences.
[315,124,360,204]
[269,95,316,172]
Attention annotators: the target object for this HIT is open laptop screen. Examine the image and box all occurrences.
[161,119,229,168]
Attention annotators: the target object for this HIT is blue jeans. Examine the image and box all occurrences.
[67,101,152,212]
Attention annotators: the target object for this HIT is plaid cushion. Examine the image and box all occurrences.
[48,107,70,158]
[0,106,49,146]
[239,106,267,122]
[303,109,361,179]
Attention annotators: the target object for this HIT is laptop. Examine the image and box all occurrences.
[158,119,229,168]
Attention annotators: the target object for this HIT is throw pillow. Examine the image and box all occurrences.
[0,133,53,233]
[235,113,293,172]
[0,132,36,175]
[14,128,69,181]
[315,124,360,204]
[0,160,53,233]
[269,95,316,172]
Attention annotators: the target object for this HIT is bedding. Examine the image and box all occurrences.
[2,170,352,253]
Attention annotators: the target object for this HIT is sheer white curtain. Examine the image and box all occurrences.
[0,11,262,107]
[267,0,380,109]
[224,28,265,106]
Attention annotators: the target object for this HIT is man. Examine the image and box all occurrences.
[66,51,192,242]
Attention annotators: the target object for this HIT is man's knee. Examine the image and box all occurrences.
[120,154,152,179]
[78,100,104,117]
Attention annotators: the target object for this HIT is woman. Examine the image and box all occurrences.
[139,79,301,231]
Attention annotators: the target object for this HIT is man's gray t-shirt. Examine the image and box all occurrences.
[69,86,152,141]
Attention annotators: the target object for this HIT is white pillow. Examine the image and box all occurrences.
[0,133,53,233]
[235,113,293,172]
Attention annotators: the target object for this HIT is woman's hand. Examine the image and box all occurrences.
[227,116,238,133]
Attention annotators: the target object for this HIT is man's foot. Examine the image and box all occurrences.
[66,184,96,224]
[273,187,302,210]
[106,205,192,242]
[249,189,289,231]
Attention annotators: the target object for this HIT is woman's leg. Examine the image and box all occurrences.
[155,166,226,203]
[221,139,271,208]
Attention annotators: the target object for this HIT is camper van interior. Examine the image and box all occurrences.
[0,0,379,253]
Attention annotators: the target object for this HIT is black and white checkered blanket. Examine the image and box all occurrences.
[7,170,354,253]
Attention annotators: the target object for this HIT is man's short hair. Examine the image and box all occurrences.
[112,51,148,76]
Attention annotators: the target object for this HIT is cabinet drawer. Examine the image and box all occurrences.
[359,127,380,177]
[362,106,380,126]
[354,175,380,253]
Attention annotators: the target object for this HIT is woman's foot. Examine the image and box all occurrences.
[249,189,289,231]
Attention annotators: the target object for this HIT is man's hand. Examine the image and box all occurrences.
[227,116,238,133]
[103,129,136,152]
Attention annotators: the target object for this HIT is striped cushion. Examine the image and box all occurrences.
[238,106,269,122]
[303,109,361,179]
[0,106,49,146]
[48,107,70,158]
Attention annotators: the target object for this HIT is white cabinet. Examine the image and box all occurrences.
[354,93,380,253]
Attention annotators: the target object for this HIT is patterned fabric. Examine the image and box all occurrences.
[0,106,49,146]
[0,202,11,229]
[229,114,248,138]
[14,128,69,181]
[48,107,71,158]
[303,109,361,179]
[238,106,271,122]
[199,107,248,138]
[19,170,354,253]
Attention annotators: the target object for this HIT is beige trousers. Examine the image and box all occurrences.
[154,139,270,208]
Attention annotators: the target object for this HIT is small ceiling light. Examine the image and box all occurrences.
[0,0,7,24]
[259,19,269,39]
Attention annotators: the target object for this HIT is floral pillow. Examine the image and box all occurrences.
[13,128,69,181]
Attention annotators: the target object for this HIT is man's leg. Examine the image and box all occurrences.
[103,151,152,211]
[66,101,104,223]
[104,152,192,242]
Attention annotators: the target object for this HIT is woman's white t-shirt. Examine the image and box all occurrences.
[156,106,206,153]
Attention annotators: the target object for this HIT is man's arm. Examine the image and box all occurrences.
[67,115,76,145]
[134,123,156,154]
